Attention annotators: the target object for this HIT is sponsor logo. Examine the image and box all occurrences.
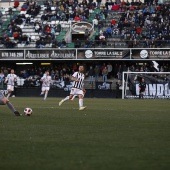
[136,83,170,96]
[25,50,76,59]
[26,51,50,59]
[126,95,170,99]
[51,51,75,59]
[98,83,110,90]
[71,22,93,33]
[85,50,93,58]
[140,50,148,59]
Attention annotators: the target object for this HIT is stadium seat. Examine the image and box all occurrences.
[51,21,56,25]
[51,7,56,11]
[17,43,25,48]
[31,36,36,42]
[56,21,59,24]
[19,11,27,15]
[25,14,30,18]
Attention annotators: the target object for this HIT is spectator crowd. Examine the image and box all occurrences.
[1,0,170,48]
[92,0,170,48]
[0,61,170,88]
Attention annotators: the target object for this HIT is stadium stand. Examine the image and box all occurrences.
[0,0,170,48]
[0,0,170,96]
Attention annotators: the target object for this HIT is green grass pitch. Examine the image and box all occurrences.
[0,98,170,170]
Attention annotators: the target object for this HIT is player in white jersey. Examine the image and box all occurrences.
[59,65,86,111]
[40,71,52,100]
[5,69,17,98]
[0,90,20,116]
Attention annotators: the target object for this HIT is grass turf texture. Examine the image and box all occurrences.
[0,98,170,170]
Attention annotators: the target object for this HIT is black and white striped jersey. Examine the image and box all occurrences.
[72,72,85,89]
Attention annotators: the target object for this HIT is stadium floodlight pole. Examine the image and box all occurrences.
[122,72,170,99]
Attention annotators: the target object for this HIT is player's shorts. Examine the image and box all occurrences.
[70,88,84,96]
[0,91,5,105]
[42,87,50,91]
[7,85,14,91]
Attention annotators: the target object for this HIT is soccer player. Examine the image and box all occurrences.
[139,78,146,99]
[59,65,86,111]
[40,71,52,100]
[0,90,20,116]
[5,69,17,98]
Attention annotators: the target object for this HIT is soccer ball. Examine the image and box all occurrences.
[24,108,33,116]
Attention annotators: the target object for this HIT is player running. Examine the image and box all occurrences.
[0,90,20,116]
[40,71,52,100]
[59,65,86,111]
[5,69,17,98]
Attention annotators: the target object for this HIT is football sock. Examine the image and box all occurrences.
[6,101,16,113]
[79,99,83,108]
[63,96,69,102]
[7,93,11,98]
[44,91,48,100]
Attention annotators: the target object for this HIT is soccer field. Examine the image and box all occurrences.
[0,98,170,170]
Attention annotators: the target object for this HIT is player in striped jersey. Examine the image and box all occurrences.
[40,71,52,100]
[5,69,17,98]
[0,91,20,116]
[59,65,86,111]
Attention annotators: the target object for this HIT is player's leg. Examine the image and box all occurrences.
[78,94,83,108]
[40,91,45,95]
[6,85,13,98]
[40,87,45,95]
[59,88,75,106]
[72,90,85,102]
[7,91,12,98]
[59,94,73,106]
[44,88,49,100]
[71,95,77,101]
[139,91,141,99]
[141,92,144,99]
[78,90,86,111]
[1,97,20,116]
[11,86,16,97]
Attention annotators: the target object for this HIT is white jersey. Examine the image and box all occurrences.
[41,75,52,87]
[72,72,85,89]
[6,74,17,86]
